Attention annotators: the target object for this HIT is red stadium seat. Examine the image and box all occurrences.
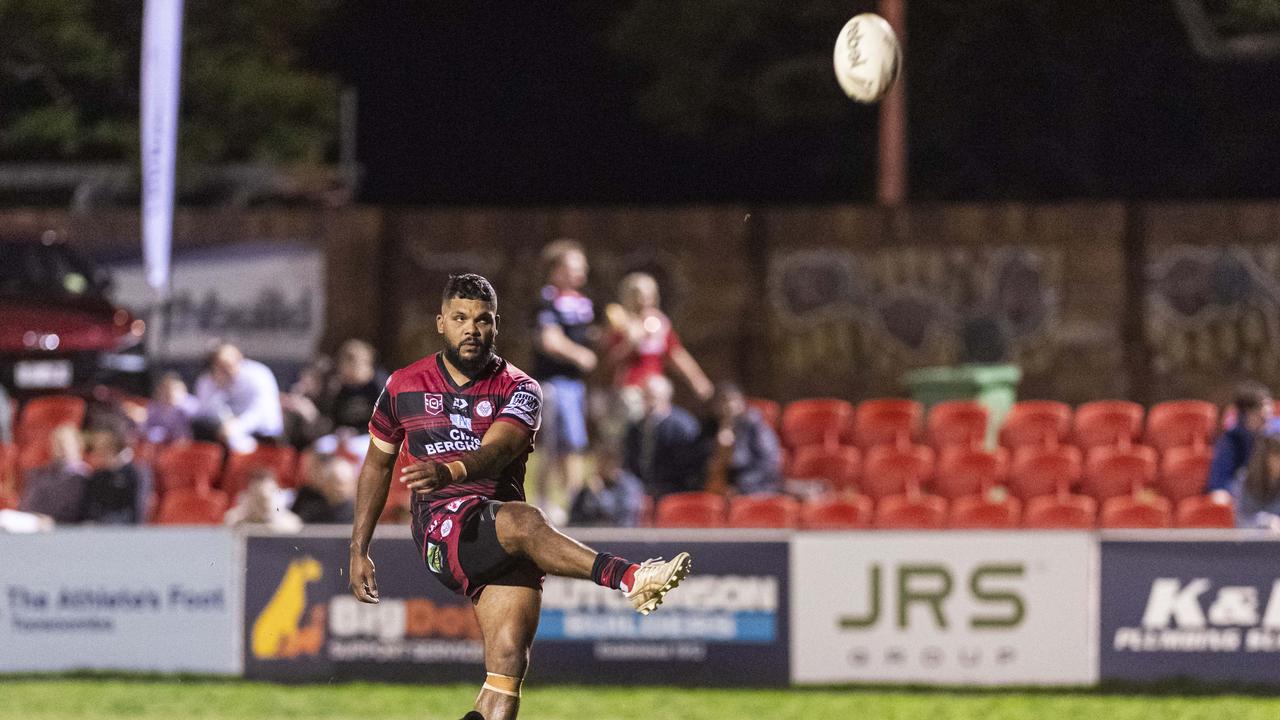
[1157,444,1213,502]
[780,399,854,450]
[932,446,1008,501]
[999,400,1072,450]
[1175,495,1234,529]
[787,445,861,492]
[800,494,874,530]
[1082,444,1157,502]
[927,400,989,450]
[155,487,230,525]
[1023,492,1097,529]
[949,492,1022,529]
[728,495,800,528]
[861,443,934,500]
[875,491,947,530]
[654,492,727,528]
[1100,493,1172,529]
[850,398,922,448]
[1008,444,1082,501]
[154,441,226,494]
[746,397,782,431]
[1073,400,1144,450]
[1145,400,1217,452]
[15,394,86,447]
[222,444,299,497]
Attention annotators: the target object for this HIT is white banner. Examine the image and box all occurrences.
[107,243,325,363]
[790,532,1097,685]
[0,528,240,674]
[140,0,184,293]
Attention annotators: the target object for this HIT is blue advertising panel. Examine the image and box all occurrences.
[244,533,789,686]
[532,540,789,687]
[1100,539,1280,683]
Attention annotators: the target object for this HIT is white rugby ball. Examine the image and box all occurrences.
[833,13,901,104]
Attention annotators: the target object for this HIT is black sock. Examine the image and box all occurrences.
[591,552,632,590]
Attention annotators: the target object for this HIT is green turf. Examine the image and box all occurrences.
[2,680,1279,720]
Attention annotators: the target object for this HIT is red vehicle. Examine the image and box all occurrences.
[0,235,147,398]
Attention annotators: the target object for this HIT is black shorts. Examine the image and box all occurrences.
[410,494,544,600]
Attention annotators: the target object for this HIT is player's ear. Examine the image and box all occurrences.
[436,313,445,334]
[493,313,501,333]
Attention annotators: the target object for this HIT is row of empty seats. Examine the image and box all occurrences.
[653,490,1234,530]
[753,397,1218,453]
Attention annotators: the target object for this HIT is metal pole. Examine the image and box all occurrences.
[877,0,907,206]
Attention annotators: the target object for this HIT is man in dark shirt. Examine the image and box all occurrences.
[529,239,597,521]
[322,339,389,433]
[80,417,150,524]
[292,454,357,524]
[623,374,706,498]
[703,382,782,495]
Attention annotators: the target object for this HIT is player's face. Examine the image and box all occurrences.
[437,297,498,373]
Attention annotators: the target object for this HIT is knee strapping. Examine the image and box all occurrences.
[481,672,523,698]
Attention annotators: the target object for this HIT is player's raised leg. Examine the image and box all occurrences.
[470,584,541,720]
[494,501,692,614]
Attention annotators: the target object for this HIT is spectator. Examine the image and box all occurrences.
[224,468,302,532]
[18,424,89,523]
[605,272,714,403]
[1236,432,1280,530]
[291,454,357,524]
[623,375,706,498]
[79,417,151,525]
[0,384,12,444]
[281,354,334,449]
[193,343,284,453]
[1208,382,1272,501]
[321,339,388,434]
[568,449,645,527]
[703,382,783,495]
[530,240,597,521]
[144,372,198,444]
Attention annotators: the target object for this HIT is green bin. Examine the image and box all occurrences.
[901,364,1022,449]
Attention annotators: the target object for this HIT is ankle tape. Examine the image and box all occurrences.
[481,672,522,698]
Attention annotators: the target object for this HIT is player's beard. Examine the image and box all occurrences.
[444,336,495,378]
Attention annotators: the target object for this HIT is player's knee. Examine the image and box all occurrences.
[495,502,549,549]
[486,630,532,677]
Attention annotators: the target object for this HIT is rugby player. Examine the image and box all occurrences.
[349,273,692,720]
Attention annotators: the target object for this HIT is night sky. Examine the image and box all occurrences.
[318,2,1280,204]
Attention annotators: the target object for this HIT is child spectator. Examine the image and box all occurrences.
[144,372,198,444]
[1209,382,1273,501]
[19,424,89,524]
[224,468,303,532]
[80,416,151,525]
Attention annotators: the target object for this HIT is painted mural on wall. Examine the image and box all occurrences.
[1147,244,1280,392]
[766,246,1063,391]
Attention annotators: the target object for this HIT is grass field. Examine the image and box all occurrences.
[3,679,1280,720]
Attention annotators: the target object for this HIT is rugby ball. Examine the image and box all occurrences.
[833,13,901,104]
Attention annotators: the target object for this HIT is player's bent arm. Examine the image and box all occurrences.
[401,420,533,493]
[350,439,397,556]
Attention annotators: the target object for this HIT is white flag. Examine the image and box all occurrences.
[140,0,184,294]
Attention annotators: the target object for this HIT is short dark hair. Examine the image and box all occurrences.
[442,273,497,309]
[1235,381,1272,415]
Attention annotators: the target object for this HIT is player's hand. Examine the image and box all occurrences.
[401,460,451,494]
[350,552,379,604]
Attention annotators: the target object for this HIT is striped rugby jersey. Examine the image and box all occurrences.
[368,352,542,502]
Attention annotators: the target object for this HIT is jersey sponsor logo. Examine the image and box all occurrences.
[502,390,541,426]
[452,397,469,412]
[426,542,443,573]
[450,413,473,431]
[476,400,494,418]
[424,393,444,416]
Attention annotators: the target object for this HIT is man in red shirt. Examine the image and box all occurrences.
[349,274,691,720]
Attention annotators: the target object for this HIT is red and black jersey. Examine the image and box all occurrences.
[368,352,542,503]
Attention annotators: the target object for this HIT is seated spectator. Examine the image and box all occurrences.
[568,450,645,527]
[623,375,706,498]
[144,372,198,444]
[193,343,285,453]
[224,468,303,532]
[281,354,333,449]
[321,339,388,433]
[1209,382,1272,501]
[18,424,89,524]
[79,416,151,525]
[291,454,356,524]
[1236,432,1280,530]
[703,382,782,495]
